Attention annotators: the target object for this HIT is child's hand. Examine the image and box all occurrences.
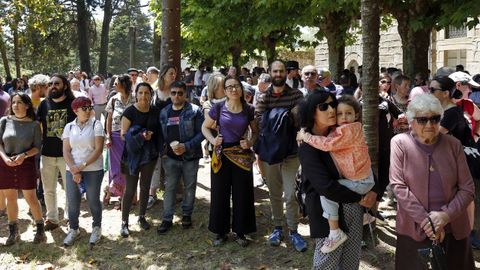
[297,128,306,143]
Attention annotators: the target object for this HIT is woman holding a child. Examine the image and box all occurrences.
[298,91,377,269]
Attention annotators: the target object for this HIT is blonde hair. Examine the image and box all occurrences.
[207,73,225,100]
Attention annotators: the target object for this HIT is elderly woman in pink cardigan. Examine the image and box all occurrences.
[390,93,475,270]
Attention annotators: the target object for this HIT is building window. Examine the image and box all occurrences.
[445,50,466,67]
[445,26,467,39]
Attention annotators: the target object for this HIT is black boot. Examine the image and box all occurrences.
[5,223,19,246]
[33,222,46,244]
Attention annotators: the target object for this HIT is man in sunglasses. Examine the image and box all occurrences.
[255,60,307,252]
[299,65,322,97]
[157,81,204,234]
[127,68,139,91]
[37,74,76,231]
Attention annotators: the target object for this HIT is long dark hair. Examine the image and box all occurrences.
[298,90,336,132]
[51,73,75,100]
[117,74,133,95]
[9,92,36,119]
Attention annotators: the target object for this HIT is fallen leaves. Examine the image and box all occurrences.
[14,252,31,263]
[125,254,141,260]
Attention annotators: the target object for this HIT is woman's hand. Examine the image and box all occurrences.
[11,154,26,166]
[421,211,450,239]
[105,137,112,148]
[3,157,17,167]
[240,139,251,149]
[142,130,153,141]
[73,173,82,184]
[212,134,223,146]
[70,165,81,175]
[359,191,377,208]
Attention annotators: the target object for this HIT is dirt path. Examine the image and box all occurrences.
[0,157,478,269]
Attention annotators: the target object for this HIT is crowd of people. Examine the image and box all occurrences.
[1,61,480,269]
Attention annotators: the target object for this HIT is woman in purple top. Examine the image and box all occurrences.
[390,94,475,269]
[202,76,258,247]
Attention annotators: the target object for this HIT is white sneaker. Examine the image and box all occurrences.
[63,229,81,246]
[320,230,348,253]
[89,226,102,245]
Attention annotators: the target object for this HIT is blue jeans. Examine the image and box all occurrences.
[321,170,375,220]
[66,170,104,230]
[162,157,200,221]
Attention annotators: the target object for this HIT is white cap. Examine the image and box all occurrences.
[448,71,480,88]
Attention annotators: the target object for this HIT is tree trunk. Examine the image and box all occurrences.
[263,35,277,65]
[396,17,431,81]
[129,26,136,68]
[321,12,349,82]
[76,0,92,74]
[153,21,161,67]
[13,27,21,77]
[0,34,11,78]
[98,0,112,77]
[160,0,181,79]
[230,44,242,72]
[361,0,380,175]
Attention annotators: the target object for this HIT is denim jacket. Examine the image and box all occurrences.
[124,125,159,175]
[159,102,205,160]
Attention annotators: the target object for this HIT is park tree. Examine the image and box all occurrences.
[361,0,380,174]
[160,0,180,76]
[306,0,360,81]
[108,4,153,74]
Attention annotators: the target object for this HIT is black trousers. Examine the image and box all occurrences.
[395,233,474,270]
[208,156,256,236]
[122,160,156,221]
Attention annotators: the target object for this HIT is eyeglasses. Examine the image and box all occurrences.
[94,78,101,81]
[414,115,441,125]
[81,106,94,111]
[316,100,338,111]
[304,72,317,77]
[429,87,442,93]
[225,84,242,91]
[380,80,391,84]
[129,73,138,77]
[170,91,184,96]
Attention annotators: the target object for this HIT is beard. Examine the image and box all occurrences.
[49,88,65,99]
[272,76,286,87]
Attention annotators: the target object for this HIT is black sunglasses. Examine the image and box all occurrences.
[170,91,184,96]
[414,115,441,125]
[81,106,94,111]
[304,72,317,76]
[317,100,338,111]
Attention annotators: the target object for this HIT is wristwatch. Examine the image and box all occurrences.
[82,161,87,167]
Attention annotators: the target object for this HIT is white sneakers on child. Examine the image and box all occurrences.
[320,230,348,253]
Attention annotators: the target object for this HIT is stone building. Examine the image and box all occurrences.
[315,19,480,75]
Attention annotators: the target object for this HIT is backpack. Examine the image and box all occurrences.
[253,107,297,165]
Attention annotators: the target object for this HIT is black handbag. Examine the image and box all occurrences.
[417,217,448,270]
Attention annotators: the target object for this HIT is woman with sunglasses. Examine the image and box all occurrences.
[0,93,45,246]
[202,76,257,247]
[119,82,161,237]
[297,91,377,269]
[430,75,480,249]
[104,75,135,206]
[379,73,392,98]
[88,75,108,121]
[62,97,105,246]
[391,93,475,269]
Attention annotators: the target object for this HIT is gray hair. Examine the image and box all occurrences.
[258,73,271,83]
[28,74,50,88]
[406,93,444,123]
